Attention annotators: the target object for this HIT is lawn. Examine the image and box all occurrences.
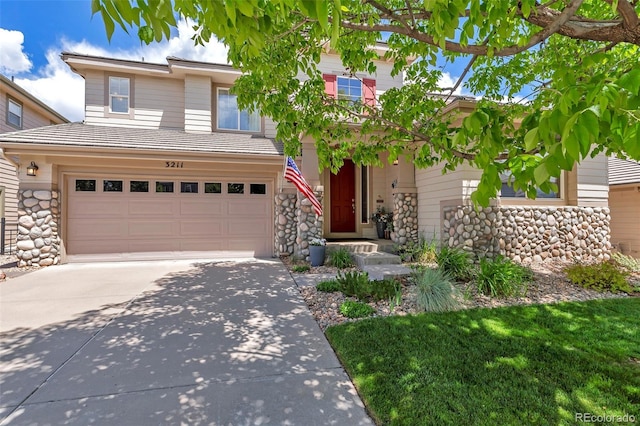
[325,298,640,425]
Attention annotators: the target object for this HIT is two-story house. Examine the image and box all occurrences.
[0,74,69,254]
[0,49,611,267]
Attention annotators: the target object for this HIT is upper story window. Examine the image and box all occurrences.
[7,98,23,129]
[323,74,376,107]
[500,172,561,199]
[217,88,261,132]
[109,77,130,113]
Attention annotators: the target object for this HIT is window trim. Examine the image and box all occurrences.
[499,171,565,203]
[215,86,262,133]
[6,96,23,129]
[104,73,135,119]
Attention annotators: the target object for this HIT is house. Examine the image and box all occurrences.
[0,74,69,253]
[0,50,611,267]
[608,157,640,258]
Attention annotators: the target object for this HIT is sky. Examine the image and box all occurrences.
[0,0,465,123]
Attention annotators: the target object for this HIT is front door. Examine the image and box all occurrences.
[330,159,356,232]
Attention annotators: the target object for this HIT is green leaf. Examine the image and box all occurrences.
[524,128,539,151]
[316,1,328,31]
[533,163,549,186]
[618,69,640,95]
[237,1,254,17]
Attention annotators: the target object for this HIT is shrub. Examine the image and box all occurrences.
[339,301,376,318]
[292,264,310,273]
[335,271,399,301]
[476,256,532,298]
[412,267,461,312]
[316,280,341,292]
[395,237,438,263]
[328,247,354,269]
[369,278,401,301]
[565,261,632,294]
[612,252,640,272]
[436,246,475,282]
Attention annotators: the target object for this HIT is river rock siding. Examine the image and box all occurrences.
[275,190,324,260]
[16,190,61,266]
[443,205,611,262]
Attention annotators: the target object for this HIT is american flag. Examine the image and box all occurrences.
[284,156,323,216]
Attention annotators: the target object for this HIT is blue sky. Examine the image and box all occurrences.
[0,0,465,122]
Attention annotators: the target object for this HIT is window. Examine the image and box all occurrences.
[76,179,96,192]
[337,77,363,104]
[109,77,129,113]
[361,166,369,223]
[181,182,198,193]
[103,180,123,192]
[156,181,174,193]
[217,88,260,131]
[500,172,560,199]
[130,181,149,192]
[7,98,22,128]
[227,183,244,194]
[250,184,266,195]
[205,182,222,193]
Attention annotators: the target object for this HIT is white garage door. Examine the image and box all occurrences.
[66,176,273,256]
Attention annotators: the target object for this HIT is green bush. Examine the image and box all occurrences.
[369,278,401,301]
[339,300,376,318]
[328,247,354,269]
[316,279,341,292]
[476,256,532,298]
[612,252,640,272]
[565,261,633,294]
[292,264,310,273]
[335,271,400,301]
[412,267,461,312]
[395,237,438,263]
[436,246,475,282]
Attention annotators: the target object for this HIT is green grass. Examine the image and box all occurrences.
[326,298,640,425]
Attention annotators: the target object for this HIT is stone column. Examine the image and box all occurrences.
[275,193,297,256]
[391,192,418,245]
[17,189,61,267]
[294,191,324,260]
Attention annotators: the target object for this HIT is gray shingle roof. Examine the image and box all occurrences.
[609,156,640,185]
[0,123,283,156]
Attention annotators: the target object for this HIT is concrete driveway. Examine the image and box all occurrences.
[0,258,372,425]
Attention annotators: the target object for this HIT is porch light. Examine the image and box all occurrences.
[26,161,38,177]
[393,159,399,166]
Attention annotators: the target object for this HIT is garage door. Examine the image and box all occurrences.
[66,176,273,256]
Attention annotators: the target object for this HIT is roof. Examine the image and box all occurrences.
[0,123,284,157]
[0,74,70,123]
[609,156,640,185]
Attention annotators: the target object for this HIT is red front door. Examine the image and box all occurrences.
[330,159,356,233]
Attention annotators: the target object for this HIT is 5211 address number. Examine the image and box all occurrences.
[165,161,184,168]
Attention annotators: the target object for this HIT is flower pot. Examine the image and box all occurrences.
[309,245,326,266]
[375,221,386,239]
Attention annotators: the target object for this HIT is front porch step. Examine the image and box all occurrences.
[352,251,401,269]
[362,264,413,281]
[327,240,396,254]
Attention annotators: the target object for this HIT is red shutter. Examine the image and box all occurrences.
[323,74,337,98]
[363,78,376,107]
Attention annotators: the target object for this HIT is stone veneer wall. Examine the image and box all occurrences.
[275,193,297,255]
[391,193,418,245]
[295,192,324,260]
[17,189,61,267]
[443,206,611,262]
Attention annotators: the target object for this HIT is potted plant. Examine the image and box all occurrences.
[309,237,327,266]
[371,207,393,239]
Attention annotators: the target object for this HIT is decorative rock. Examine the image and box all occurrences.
[33,190,51,201]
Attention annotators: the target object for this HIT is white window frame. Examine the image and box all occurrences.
[7,98,22,129]
[336,76,363,104]
[499,171,562,200]
[216,87,261,132]
[109,76,130,114]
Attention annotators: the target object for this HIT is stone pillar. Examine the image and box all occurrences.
[17,189,61,267]
[275,193,297,256]
[294,191,324,260]
[391,192,418,245]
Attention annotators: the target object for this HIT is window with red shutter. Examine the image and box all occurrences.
[322,74,337,98]
[363,78,376,107]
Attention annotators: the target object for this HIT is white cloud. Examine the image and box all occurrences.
[0,28,33,74]
[437,72,464,96]
[3,19,229,122]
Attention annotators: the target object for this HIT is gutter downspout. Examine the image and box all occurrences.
[0,148,20,169]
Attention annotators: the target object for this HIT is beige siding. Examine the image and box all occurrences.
[577,153,609,206]
[609,185,640,258]
[184,76,212,133]
[264,117,277,138]
[0,158,18,223]
[315,54,403,91]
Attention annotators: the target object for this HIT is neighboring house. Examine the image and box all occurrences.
[0,50,610,267]
[608,157,640,258]
[0,74,69,252]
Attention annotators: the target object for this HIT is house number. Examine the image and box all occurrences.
[165,161,184,168]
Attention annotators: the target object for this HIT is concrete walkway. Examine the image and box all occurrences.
[0,259,372,425]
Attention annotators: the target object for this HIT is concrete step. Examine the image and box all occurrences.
[353,251,402,269]
[362,264,413,281]
[326,240,396,254]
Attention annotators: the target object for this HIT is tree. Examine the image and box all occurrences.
[94,0,640,205]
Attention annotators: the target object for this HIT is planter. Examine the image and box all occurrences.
[384,229,391,239]
[309,245,326,266]
[375,221,386,239]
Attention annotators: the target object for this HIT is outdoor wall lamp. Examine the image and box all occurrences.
[26,161,39,177]
[392,159,399,166]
